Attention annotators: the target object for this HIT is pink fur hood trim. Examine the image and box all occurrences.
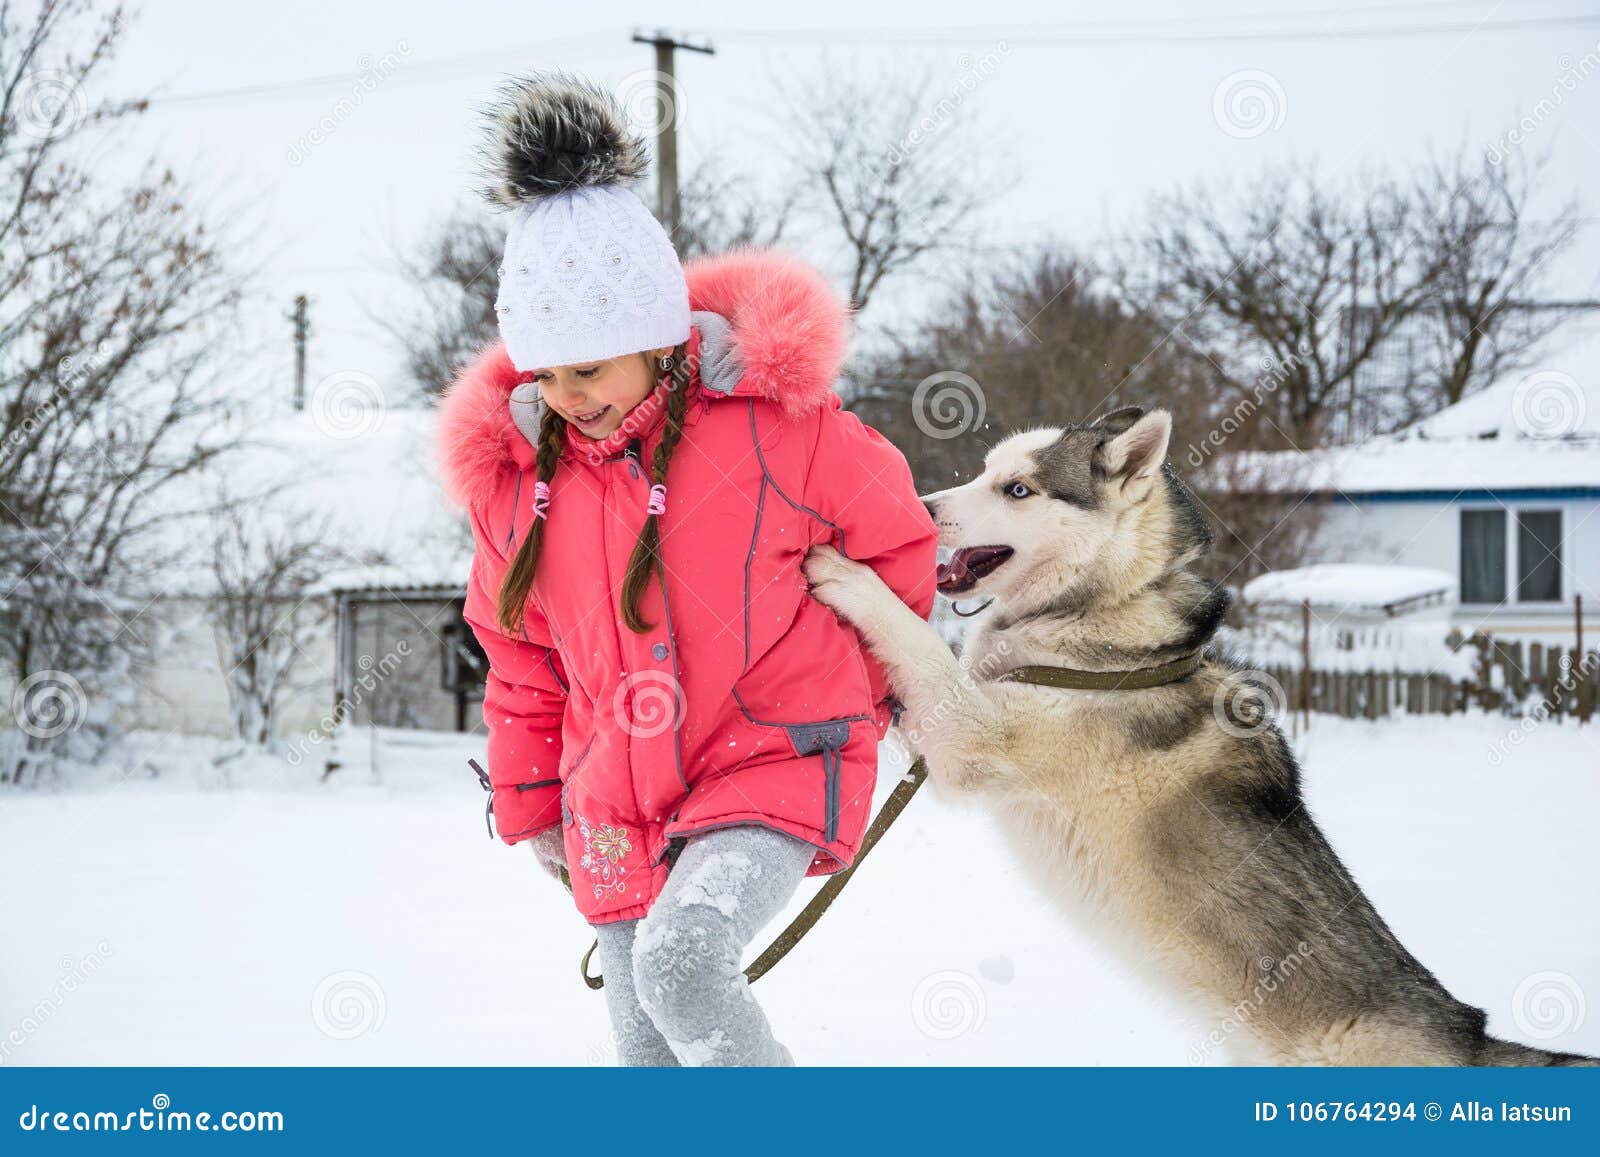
[434,248,852,511]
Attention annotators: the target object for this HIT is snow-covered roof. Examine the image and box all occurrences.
[1242,564,1455,615]
[1223,326,1600,495]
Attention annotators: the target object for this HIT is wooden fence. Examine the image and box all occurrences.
[1256,633,1599,723]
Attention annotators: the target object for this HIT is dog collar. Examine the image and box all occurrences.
[993,650,1204,691]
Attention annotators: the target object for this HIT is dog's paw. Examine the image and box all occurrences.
[803,545,881,622]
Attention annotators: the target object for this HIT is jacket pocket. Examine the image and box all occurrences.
[782,719,852,844]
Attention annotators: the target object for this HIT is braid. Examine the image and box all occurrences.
[620,343,691,633]
[495,402,567,635]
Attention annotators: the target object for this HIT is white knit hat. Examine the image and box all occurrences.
[482,73,690,371]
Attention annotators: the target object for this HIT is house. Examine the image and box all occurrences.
[1226,330,1599,646]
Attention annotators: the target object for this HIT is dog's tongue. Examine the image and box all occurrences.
[937,545,1014,595]
[935,553,974,594]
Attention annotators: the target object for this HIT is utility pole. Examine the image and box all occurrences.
[289,294,310,411]
[630,29,714,240]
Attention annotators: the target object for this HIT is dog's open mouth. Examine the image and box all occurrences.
[935,545,1014,595]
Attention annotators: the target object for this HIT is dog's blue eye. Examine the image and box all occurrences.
[1005,482,1032,499]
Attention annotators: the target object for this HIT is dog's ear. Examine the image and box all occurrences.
[1101,409,1171,502]
[1096,406,1146,436]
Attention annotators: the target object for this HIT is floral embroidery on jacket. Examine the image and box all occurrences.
[577,815,633,899]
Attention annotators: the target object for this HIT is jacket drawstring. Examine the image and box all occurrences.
[468,758,494,839]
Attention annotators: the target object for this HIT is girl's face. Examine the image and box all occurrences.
[533,346,673,440]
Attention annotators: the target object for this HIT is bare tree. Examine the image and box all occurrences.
[854,251,1221,489]
[673,151,790,259]
[1,0,245,776]
[1407,146,1584,416]
[383,209,501,403]
[776,61,994,318]
[206,510,341,748]
[1133,166,1455,445]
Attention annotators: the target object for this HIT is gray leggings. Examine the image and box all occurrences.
[592,824,815,1066]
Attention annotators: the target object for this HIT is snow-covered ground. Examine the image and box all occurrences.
[2,716,1596,1066]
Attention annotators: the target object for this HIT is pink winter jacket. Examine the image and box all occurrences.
[434,249,938,925]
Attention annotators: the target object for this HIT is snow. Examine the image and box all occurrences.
[2,717,1596,1065]
[674,852,758,918]
[1404,327,1600,442]
[1242,564,1455,612]
[1233,436,1600,495]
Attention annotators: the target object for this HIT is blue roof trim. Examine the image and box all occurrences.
[1335,487,1600,504]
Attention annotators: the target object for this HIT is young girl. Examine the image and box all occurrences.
[435,74,936,1066]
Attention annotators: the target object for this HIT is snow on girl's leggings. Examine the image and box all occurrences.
[590,825,815,1066]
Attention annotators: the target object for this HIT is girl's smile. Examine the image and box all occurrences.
[533,347,673,440]
[567,403,613,431]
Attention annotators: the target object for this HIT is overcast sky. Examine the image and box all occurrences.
[83,0,1600,413]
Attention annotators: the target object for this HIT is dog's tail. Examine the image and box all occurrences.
[1475,1036,1600,1067]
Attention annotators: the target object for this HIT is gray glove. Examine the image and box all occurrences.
[528,826,567,884]
[690,310,743,395]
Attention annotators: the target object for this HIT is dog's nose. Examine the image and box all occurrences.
[922,497,939,520]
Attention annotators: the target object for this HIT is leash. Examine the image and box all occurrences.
[992,650,1204,691]
[556,652,1199,989]
[526,653,1200,992]
[565,756,928,990]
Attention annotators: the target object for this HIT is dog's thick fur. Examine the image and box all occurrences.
[804,407,1595,1066]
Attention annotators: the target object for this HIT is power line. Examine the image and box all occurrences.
[717,13,1600,46]
[131,8,1595,111]
[139,30,628,109]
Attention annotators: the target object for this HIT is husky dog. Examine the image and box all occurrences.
[804,407,1595,1066]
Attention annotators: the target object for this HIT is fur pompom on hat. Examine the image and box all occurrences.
[481,72,648,206]
[481,72,689,372]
